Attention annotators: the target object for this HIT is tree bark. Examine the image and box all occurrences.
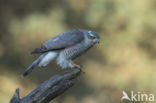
[10,68,81,103]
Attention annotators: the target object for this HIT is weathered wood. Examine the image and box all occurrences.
[10,68,81,103]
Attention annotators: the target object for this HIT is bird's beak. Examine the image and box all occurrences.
[97,39,100,43]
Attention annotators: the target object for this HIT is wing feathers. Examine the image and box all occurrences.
[31,30,85,54]
[31,46,65,54]
[31,46,47,54]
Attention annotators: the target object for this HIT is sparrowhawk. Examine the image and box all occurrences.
[21,29,100,77]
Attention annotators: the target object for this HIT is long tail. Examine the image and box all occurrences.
[21,54,45,78]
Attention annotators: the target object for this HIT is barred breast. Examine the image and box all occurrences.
[62,40,93,60]
[56,40,93,69]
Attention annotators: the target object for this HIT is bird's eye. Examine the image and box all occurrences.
[92,36,96,39]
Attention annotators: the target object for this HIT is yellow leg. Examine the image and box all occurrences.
[72,64,85,74]
[72,64,81,69]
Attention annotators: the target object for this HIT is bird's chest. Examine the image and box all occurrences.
[62,42,92,59]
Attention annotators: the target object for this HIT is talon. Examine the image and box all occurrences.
[72,64,81,69]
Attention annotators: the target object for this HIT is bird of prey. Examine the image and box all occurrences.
[21,29,100,78]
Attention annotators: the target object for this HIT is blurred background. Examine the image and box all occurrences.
[0,0,156,103]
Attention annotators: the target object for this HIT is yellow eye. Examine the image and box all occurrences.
[92,36,96,39]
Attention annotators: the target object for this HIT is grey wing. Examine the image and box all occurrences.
[31,30,84,54]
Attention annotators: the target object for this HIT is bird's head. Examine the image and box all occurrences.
[86,31,100,44]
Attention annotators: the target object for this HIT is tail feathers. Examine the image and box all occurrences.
[21,61,37,78]
[21,65,34,78]
[21,57,42,78]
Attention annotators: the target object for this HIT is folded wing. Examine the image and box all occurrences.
[31,30,84,54]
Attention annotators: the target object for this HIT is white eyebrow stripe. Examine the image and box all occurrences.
[88,31,94,36]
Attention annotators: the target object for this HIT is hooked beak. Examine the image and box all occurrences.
[97,39,100,43]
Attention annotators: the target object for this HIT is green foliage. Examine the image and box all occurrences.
[0,0,156,103]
